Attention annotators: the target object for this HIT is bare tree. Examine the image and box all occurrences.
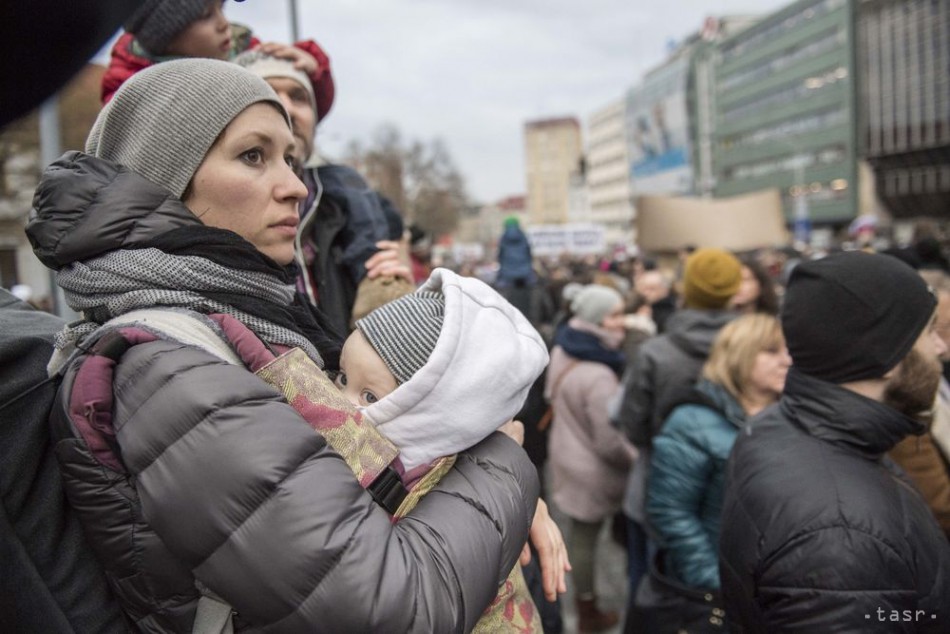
[343,123,469,238]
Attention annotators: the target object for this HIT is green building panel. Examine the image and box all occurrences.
[718,124,851,170]
[718,7,848,77]
[710,0,857,226]
[717,85,848,139]
[718,50,850,112]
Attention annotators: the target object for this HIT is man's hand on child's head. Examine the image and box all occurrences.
[256,42,318,74]
[497,419,524,446]
[365,241,412,283]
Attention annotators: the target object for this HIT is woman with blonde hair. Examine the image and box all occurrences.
[645,314,790,592]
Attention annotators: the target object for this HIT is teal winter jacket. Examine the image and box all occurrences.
[646,380,745,589]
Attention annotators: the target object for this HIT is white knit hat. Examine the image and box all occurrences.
[85,58,287,198]
[571,285,624,326]
[233,49,317,119]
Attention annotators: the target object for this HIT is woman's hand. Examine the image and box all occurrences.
[365,240,412,283]
[256,42,319,74]
[520,499,571,601]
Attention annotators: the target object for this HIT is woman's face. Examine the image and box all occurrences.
[601,302,626,334]
[730,266,761,309]
[184,103,307,265]
[747,343,791,399]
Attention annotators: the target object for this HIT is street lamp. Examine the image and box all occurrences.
[287,0,299,41]
[773,138,811,247]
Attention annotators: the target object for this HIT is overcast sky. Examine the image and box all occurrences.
[103,0,795,203]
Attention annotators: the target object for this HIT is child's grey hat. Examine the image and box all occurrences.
[85,58,287,198]
[355,291,445,385]
[124,0,244,55]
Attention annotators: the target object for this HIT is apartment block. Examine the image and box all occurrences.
[523,117,583,225]
[586,99,633,244]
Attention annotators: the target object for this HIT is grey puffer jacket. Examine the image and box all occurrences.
[27,152,539,633]
[611,309,736,523]
[612,309,738,448]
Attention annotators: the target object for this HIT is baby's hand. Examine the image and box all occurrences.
[497,419,524,446]
[256,42,318,74]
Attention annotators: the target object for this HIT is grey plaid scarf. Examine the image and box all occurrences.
[55,247,324,366]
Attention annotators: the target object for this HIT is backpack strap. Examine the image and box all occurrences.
[538,360,579,432]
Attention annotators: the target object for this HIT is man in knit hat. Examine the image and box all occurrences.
[610,247,742,622]
[719,252,950,632]
[235,49,410,336]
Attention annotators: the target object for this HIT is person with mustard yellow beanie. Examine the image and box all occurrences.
[609,247,741,629]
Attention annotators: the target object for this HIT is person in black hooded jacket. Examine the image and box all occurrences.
[719,251,950,633]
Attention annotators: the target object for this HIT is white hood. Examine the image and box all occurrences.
[362,268,549,471]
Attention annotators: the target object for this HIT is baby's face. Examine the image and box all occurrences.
[335,330,398,407]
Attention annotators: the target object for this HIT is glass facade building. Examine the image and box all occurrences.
[713,0,857,224]
[858,0,950,219]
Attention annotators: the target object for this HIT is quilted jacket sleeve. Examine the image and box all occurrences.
[112,340,538,633]
[646,406,719,589]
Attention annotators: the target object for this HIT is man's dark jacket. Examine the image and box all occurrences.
[719,368,950,633]
[304,164,403,337]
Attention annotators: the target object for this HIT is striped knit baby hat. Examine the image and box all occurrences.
[355,291,445,385]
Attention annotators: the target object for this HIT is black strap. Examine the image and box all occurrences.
[0,375,60,413]
[366,465,408,515]
[1,331,134,414]
[90,331,134,361]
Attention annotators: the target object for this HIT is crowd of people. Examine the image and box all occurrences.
[3,1,950,633]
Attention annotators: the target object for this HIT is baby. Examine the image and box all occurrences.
[334,267,549,631]
[336,267,549,480]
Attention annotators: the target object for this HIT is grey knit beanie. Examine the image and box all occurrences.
[85,58,287,198]
[124,0,244,55]
[571,285,624,326]
[234,49,317,118]
[355,291,445,385]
